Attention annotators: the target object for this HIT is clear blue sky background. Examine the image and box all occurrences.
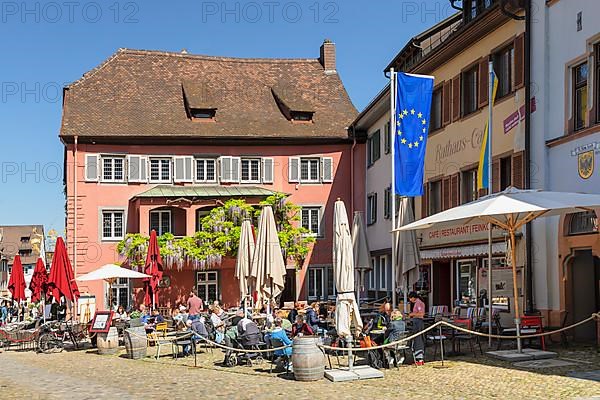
[0,0,456,236]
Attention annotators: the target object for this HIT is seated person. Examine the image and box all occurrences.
[230,310,244,327]
[210,306,226,344]
[376,302,391,330]
[276,310,293,332]
[305,302,321,333]
[291,314,314,337]
[114,305,128,321]
[183,318,209,356]
[270,318,292,361]
[383,310,407,368]
[144,308,164,333]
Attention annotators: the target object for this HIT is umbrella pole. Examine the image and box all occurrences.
[488,224,493,347]
[509,228,522,352]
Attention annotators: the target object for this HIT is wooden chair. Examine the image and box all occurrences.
[269,337,291,376]
[155,322,168,337]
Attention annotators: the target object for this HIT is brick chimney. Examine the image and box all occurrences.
[319,39,336,74]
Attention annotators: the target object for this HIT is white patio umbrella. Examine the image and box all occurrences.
[396,187,600,352]
[334,200,364,338]
[236,219,255,316]
[248,206,286,312]
[395,197,421,313]
[351,211,371,305]
[76,263,150,309]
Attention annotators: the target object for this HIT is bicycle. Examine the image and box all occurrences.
[37,320,89,354]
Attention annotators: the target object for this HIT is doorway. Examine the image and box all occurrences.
[432,261,451,309]
[569,249,600,342]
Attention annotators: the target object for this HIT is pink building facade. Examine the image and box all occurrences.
[60,42,364,311]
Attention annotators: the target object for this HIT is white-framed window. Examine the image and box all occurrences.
[301,207,321,236]
[307,266,335,300]
[368,257,377,290]
[241,158,261,183]
[195,158,217,183]
[110,278,131,309]
[101,156,125,182]
[197,271,219,304]
[149,158,172,183]
[102,210,124,240]
[367,193,377,225]
[379,255,388,290]
[150,210,171,235]
[367,130,381,167]
[288,156,333,183]
[300,158,320,182]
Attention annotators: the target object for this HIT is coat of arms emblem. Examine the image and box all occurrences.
[578,150,594,179]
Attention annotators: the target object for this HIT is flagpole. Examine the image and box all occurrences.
[390,68,397,309]
[487,60,494,347]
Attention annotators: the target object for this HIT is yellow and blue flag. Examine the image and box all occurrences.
[477,72,499,190]
[394,73,434,196]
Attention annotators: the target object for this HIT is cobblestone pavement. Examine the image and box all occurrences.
[1,343,599,400]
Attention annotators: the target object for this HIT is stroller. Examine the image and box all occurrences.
[223,321,264,367]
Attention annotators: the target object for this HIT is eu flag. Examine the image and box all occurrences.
[394,73,434,196]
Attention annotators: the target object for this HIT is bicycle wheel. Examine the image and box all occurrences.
[38,333,63,354]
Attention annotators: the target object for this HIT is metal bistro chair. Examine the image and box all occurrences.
[147,331,176,361]
[269,336,291,376]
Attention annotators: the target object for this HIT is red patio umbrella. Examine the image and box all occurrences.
[47,237,80,302]
[29,258,48,302]
[8,255,26,302]
[144,230,163,308]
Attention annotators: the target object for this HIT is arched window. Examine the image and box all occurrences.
[567,211,598,235]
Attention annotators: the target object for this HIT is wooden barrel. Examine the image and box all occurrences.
[292,336,325,381]
[97,327,119,355]
[124,326,147,360]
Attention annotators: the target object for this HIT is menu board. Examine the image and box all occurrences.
[89,311,114,333]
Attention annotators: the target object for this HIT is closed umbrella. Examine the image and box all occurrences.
[144,230,163,309]
[333,200,363,338]
[8,255,26,302]
[395,197,421,312]
[236,219,255,314]
[397,187,600,352]
[351,211,371,305]
[29,258,48,302]
[48,237,80,302]
[248,206,286,311]
[76,263,150,310]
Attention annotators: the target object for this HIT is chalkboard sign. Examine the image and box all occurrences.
[89,311,114,333]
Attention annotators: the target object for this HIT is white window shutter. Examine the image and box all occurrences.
[262,158,274,183]
[174,156,193,182]
[220,156,232,182]
[321,157,333,183]
[184,156,193,181]
[231,157,241,183]
[288,157,300,183]
[173,157,185,182]
[84,154,99,182]
[139,156,148,182]
[127,155,142,182]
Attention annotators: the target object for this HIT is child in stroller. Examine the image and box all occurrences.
[223,318,264,367]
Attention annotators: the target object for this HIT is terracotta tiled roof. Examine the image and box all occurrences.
[60,48,357,140]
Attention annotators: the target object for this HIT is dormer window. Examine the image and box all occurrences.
[190,108,216,120]
[290,111,313,122]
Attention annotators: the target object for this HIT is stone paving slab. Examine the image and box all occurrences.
[568,370,600,382]
[486,348,557,361]
[513,359,577,369]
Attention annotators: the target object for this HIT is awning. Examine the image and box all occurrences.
[134,185,276,199]
[420,241,506,260]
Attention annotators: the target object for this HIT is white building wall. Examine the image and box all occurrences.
[530,0,600,311]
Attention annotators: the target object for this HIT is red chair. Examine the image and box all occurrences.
[520,315,545,351]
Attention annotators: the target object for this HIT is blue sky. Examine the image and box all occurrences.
[0,0,456,235]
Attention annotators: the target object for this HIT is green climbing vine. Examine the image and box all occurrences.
[117,193,315,270]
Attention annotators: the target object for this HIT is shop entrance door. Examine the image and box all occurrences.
[570,249,600,342]
[433,261,451,309]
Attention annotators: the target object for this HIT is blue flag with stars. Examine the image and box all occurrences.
[394,72,434,196]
